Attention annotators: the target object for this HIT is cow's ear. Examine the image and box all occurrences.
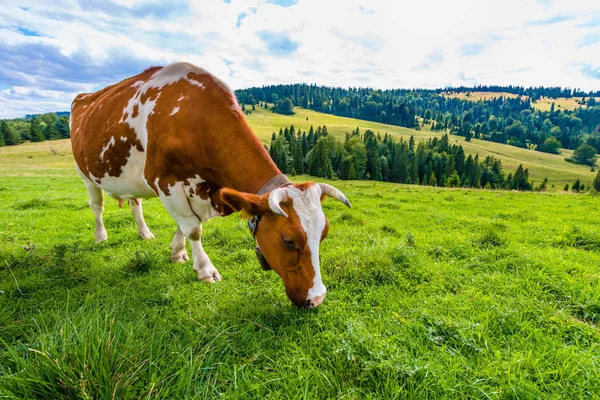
[218,188,270,216]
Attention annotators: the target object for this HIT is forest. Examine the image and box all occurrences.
[269,124,541,191]
[0,113,70,146]
[235,84,600,155]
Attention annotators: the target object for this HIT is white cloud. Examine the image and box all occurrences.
[0,0,598,118]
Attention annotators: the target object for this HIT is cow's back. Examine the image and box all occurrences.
[71,62,277,200]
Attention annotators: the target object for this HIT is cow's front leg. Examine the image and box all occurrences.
[186,225,222,283]
[154,182,221,282]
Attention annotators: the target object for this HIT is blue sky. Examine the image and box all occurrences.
[0,0,598,118]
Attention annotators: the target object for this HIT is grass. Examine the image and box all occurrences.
[1,141,599,398]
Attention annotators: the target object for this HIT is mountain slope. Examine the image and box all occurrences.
[244,106,595,190]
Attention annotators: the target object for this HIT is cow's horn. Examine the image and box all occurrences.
[320,184,352,208]
[268,187,289,217]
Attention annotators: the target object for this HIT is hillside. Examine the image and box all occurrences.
[1,140,599,398]
[244,106,595,190]
[0,106,595,190]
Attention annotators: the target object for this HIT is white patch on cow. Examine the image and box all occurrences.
[142,62,208,95]
[287,185,327,300]
[131,80,144,88]
[170,106,180,115]
[119,89,159,149]
[154,176,220,223]
[184,175,221,221]
[99,136,116,160]
[177,95,185,102]
[120,136,127,142]
[95,146,156,199]
[185,78,205,89]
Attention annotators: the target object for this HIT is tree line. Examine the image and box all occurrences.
[235,84,600,158]
[269,124,538,191]
[0,113,70,147]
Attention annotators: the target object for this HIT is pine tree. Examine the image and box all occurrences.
[307,137,333,178]
[292,140,304,174]
[593,171,600,192]
[572,179,581,192]
[29,117,45,142]
[44,121,59,140]
[448,173,461,187]
[380,156,389,182]
[364,130,382,181]
[56,117,70,138]
[1,121,17,145]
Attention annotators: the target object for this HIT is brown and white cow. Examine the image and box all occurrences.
[70,62,350,308]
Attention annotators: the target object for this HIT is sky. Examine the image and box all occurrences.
[0,0,599,118]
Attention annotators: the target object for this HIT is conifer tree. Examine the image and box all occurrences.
[364,130,382,181]
[307,137,333,178]
[29,117,45,142]
[1,121,17,145]
[593,171,600,192]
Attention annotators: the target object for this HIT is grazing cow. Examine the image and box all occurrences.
[70,62,351,308]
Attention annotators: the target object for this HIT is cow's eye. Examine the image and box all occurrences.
[281,236,295,249]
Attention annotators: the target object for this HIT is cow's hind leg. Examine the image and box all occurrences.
[78,171,108,243]
[157,185,221,282]
[170,226,189,263]
[128,199,155,239]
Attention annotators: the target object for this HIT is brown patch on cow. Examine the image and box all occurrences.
[188,226,202,241]
[144,66,163,74]
[132,104,139,118]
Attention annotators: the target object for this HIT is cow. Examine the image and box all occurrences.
[70,62,351,308]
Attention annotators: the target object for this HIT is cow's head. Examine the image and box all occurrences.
[219,182,351,308]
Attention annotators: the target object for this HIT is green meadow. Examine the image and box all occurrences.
[244,106,595,191]
[1,138,599,398]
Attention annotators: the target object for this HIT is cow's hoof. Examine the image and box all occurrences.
[171,252,189,264]
[197,267,222,283]
[95,229,108,243]
[138,230,155,240]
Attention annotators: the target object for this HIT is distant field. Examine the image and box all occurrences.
[531,96,588,112]
[443,91,597,113]
[442,91,521,101]
[1,140,599,398]
[245,106,595,190]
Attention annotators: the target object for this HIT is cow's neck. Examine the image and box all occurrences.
[215,130,283,195]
